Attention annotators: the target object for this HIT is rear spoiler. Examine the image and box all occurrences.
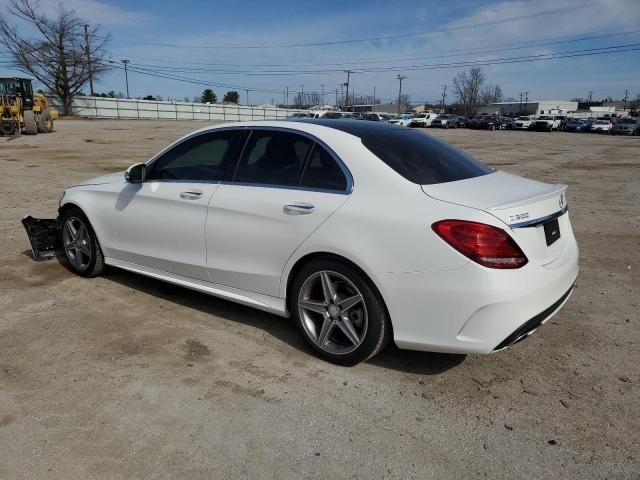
[488,184,567,211]
[21,215,60,260]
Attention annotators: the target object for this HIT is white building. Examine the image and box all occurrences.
[479,100,578,115]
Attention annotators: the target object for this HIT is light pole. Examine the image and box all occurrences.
[299,84,304,108]
[121,59,130,98]
[440,84,447,113]
[321,84,326,107]
[397,74,407,115]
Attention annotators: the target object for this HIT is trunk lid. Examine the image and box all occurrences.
[422,171,569,265]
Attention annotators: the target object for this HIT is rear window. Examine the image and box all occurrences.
[362,130,493,185]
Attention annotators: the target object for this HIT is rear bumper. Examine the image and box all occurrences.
[378,230,579,354]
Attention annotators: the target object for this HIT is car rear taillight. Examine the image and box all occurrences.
[432,220,528,269]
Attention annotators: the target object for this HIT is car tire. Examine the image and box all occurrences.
[60,207,105,278]
[291,257,391,366]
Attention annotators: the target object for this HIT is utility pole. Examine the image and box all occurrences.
[285,86,289,108]
[83,24,94,96]
[524,91,529,108]
[588,91,593,108]
[121,59,130,98]
[519,92,523,113]
[335,88,338,107]
[397,74,407,115]
[321,84,326,107]
[440,84,447,113]
[373,85,376,112]
[623,89,629,111]
[299,84,304,108]
[246,89,249,106]
[343,70,353,109]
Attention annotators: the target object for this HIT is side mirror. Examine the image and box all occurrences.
[125,163,146,183]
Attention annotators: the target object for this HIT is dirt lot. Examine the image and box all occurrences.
[0,119,638,479]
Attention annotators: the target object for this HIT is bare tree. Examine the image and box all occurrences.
[0,0,110,115]
[479,84,503,105]
[399,94,411,112]
[452,67,485,115]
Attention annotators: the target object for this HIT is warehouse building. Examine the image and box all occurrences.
[479,100,578,115]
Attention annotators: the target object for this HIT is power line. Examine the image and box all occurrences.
[108,28,640,69]
[104,2,606,50]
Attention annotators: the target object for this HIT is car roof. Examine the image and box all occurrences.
[294,119,405,138]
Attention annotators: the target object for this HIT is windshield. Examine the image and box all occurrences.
[595,120,609,124]
[362,129,493,185]
[620,118,637,124]
[538,116,553,120]
[0,80,20,96]
[516,117,529,120]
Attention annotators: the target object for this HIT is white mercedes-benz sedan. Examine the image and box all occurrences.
[23,120,578,365]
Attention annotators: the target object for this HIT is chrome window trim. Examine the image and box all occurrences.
[509,206,568,229]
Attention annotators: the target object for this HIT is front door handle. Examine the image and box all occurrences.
[284,203,315,215]
[180,190,203,200]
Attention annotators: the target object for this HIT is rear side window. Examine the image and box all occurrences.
[234,130,313,186]
[148,130,243,181]
[300,145,347,191]
[362,130,493,185]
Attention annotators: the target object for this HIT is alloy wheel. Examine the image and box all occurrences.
[297,270,368,355]
[62,217,92,270]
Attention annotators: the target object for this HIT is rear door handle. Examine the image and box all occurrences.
[180,190,203,200]
[284,203,315,215]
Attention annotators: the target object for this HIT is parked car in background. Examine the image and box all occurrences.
[27,119,578,365]
[410,112,438,127]
[321,111,345,119]
[431,114,457,128]
[365,112,395,122]
[456,116,469,128]
[468,115,486,129]
[590,119,613,134]
[532,115,562,132]
[563,118,589,133]
[388,114,414,127]
[478,116,512,130]
[611,116,640,135]
[514,116,534,130]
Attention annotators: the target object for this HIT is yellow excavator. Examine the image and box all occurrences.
[0,77,58,136]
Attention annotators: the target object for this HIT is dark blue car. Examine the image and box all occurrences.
[563,118,588,132]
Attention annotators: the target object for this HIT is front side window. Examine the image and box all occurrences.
[300,144,347,191]
[148,130,243,181]
[234,130,313,187]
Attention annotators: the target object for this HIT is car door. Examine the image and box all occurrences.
[112,128,245,281]
[205,128,351,297]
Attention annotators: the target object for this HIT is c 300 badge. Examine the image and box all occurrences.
[509,212,529,223]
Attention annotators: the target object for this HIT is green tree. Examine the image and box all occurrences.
[223,90,240,104]
[200,89,217,103]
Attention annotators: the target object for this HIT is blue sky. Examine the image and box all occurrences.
[3,0,640,104]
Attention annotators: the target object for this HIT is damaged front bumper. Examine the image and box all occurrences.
[21,215,61,260]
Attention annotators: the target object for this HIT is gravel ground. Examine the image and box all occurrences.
[0,119,638,479]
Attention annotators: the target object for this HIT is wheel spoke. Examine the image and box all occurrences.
[78,243,91,257]
[67,220,78,240]
[300,300,327,315]
[338,294,362,312]
[320,272,337,303]
[316,315,334,346]
[77,224,86,243]
[337,316,360,346]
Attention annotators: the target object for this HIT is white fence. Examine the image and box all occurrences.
[50,96,307,122]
